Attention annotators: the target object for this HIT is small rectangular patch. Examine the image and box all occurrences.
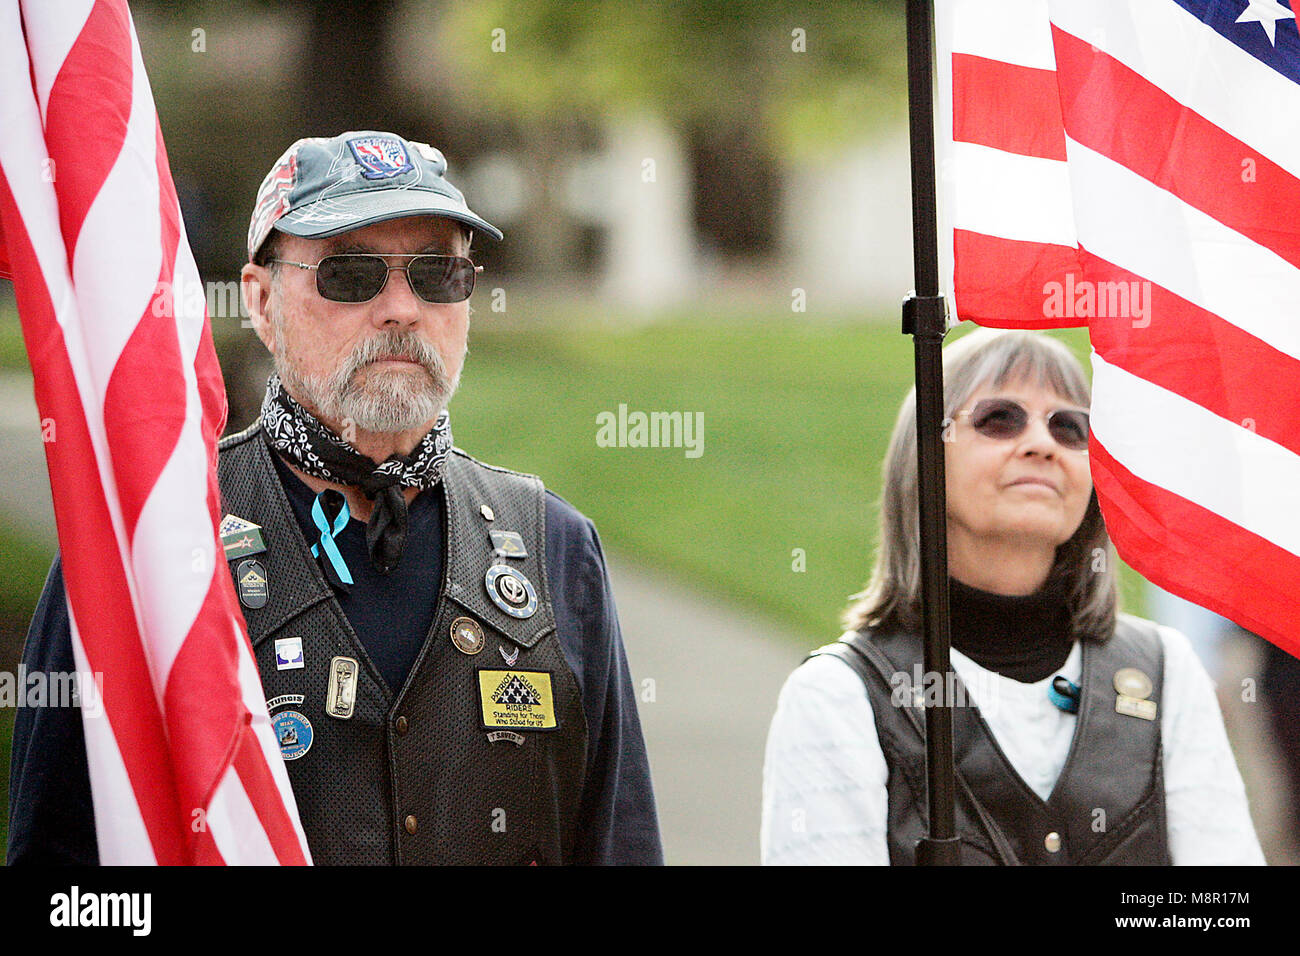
[489,530,528,559]
[275,637,304,671]
[221,513,267,559]
[1115,695,1157,721]
[477,670,557,731]
[347,136,414,179]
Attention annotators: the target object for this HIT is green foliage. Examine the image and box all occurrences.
[440,0,907,157]
[0,529,51,627]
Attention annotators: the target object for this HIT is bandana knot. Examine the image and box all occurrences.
[259,374,452,576]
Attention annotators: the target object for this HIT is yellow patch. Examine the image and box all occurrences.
[477,670,556,730]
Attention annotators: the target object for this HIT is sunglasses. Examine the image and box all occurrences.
[956,398,1090,451]
[268,254,482,303]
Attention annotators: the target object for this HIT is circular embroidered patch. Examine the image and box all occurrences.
[272,710,313,760]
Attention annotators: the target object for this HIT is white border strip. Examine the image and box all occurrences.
[950,141,1077,245]
[943,0,1058,68]
[1092,350,1300,558]
[1067,137,1300,360]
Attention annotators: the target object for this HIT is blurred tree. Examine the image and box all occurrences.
[134,0,908,274]
[291,0,397,135]
[436,0,908,268]
[439,0,906,154]
[134,0,403,136]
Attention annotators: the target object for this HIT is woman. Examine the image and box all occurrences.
[761,328,1264,865]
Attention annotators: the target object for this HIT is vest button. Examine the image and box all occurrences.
[1044,831,1062,853]
[404,814,418,835]
[395,716,409,735]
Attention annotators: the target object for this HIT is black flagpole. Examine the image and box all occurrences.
[902,0,961,866]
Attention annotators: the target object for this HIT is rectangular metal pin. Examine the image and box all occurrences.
[325,656,359,720]
[1115,694,1157,721]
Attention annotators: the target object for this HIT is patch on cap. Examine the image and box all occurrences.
[247,147,298,259]
[411,141,446,169]
[347,135,415,180]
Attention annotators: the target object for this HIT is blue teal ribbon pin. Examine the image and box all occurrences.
[1048,676,1080,714]
[310,491,354,587]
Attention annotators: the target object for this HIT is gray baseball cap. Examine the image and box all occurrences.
[246,130,502,261]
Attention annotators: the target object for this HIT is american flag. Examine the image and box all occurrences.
[937,0,1300,655]
[0,0,310,863]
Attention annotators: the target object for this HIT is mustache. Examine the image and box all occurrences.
[340,331,447,385]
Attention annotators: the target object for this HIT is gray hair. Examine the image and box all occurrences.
[843,328,1117,641]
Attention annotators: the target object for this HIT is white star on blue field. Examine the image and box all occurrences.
[1236,0,1295,46]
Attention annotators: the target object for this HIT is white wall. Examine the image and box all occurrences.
[780,126,915,313]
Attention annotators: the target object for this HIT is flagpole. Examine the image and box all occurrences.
[902,0,961,866]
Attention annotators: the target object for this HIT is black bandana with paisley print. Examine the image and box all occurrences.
[260,373,453,574]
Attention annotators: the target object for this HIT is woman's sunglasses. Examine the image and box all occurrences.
[268,254,482,304]
[955,398,1090,452]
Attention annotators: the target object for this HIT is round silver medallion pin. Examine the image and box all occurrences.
[484,565,538,619]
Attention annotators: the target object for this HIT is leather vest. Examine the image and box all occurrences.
[813,617,1170,865]
[217,422,588,865]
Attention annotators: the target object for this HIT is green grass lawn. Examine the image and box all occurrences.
[0,297,25,372]
[450,315,1149,642]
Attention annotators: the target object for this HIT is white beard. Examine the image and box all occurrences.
[272,319,460,435]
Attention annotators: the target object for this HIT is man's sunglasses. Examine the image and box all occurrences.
[955,398,1090,452]
[268,254,482,304]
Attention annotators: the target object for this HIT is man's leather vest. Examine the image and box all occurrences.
[217,422,588,865]
[814,617,1171,865]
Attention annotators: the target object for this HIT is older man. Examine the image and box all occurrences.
[9,131,663,865]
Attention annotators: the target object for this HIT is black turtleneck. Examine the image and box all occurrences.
[948,576,1075,683]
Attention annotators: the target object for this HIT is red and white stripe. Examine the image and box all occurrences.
[937,0,1081,329]
[938,0,1300,653]
[0,0,310,864]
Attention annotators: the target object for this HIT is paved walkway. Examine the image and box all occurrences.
[608,557,804,864]
[0,375,56,547]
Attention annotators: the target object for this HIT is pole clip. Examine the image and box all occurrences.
[902,292,947,337]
